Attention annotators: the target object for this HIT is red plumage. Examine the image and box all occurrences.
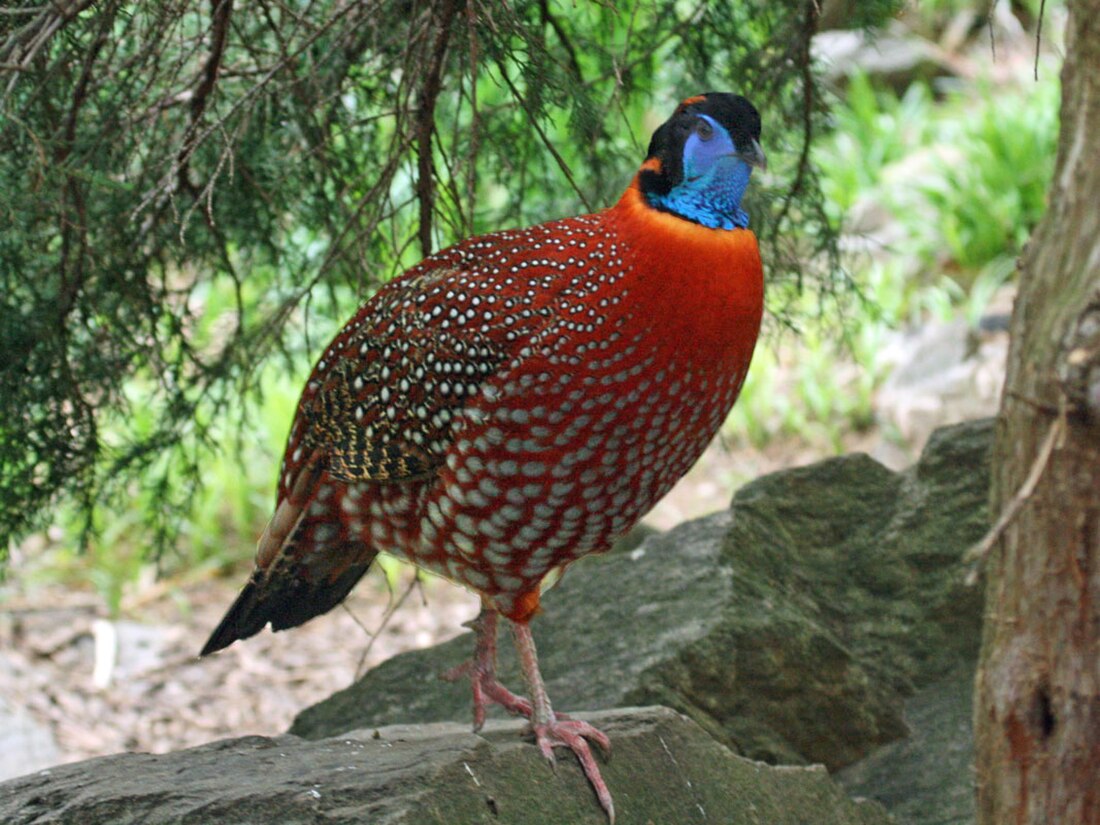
[203,94,765,822]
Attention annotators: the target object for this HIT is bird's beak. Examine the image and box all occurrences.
[740,138,767,172]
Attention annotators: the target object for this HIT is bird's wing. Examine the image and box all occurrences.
[277,215,605,501]
[283,268,505,492]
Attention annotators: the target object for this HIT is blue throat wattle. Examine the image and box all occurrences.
[646,156,753,230]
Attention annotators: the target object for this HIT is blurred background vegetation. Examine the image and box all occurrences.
[0,0,1061,616]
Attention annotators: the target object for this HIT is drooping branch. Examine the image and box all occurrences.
[177,0,234,199]
[495,57,594,214]
[538,0,585,86]
[416,0,459,258]
[772,0,820,236]
[0,0,97,99]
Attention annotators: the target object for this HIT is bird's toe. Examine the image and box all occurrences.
[530,716,614,821]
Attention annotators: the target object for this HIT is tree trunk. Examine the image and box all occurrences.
[974,2,1100,823]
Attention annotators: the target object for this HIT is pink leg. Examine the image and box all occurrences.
[511,620,615,823]
[441,606,532,730]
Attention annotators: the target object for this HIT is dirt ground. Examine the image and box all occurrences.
[1,551,479,766]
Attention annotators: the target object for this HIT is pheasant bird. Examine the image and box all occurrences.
[202,92,765,821]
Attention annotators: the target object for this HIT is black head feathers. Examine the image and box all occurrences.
[639,93,762,198]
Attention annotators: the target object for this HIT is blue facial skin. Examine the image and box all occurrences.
[646,115,755,230]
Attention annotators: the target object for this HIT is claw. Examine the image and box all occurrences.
[530,716,614,820]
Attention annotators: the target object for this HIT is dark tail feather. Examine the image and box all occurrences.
[200,573,268,656]
[199,548,376,656]
[200,458,378,657]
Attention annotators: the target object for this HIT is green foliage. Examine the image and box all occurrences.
[826,66,1059,281]
[819,73,936,215]
[911,79,1058,281]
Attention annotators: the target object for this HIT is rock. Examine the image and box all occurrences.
[838,666,976,825]
[292,420,992,774]
[0,695,59,783]
[813,21,958,94]
[0,706,890,825]
[876,320,1007,446]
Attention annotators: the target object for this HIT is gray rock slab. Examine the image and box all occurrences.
[813,22,958,93]
[838,666,976,825]
[0,696,59,783]
[291,420,992,775]
[877,320,1007,445]
[0,706,890,825]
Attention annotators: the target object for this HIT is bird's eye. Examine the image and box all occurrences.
[695,119,714,141]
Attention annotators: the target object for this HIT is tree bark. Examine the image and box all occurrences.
[974,2,1100,823]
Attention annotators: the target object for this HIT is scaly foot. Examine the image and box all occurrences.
[441,607,532,729]
[511,620,615,823]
